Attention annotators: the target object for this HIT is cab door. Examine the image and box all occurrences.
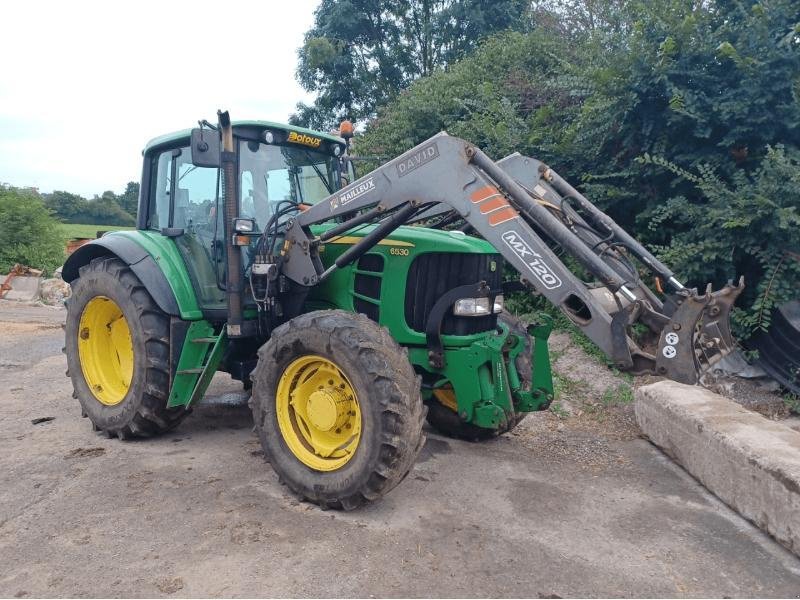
[148,146,225,311]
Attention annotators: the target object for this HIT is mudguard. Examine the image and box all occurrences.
[62,232,201,320]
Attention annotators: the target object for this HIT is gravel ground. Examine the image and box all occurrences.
[2,300,800,598]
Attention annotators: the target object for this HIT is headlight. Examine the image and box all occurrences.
[453,295,504,317]
[234,217,255,233]
[453,297,491,316]
[493,294,504,314]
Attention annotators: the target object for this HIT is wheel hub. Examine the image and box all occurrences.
[307,388,351,431]
[276,355,362,472]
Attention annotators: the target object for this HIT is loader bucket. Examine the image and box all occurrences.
[655,278,745,385]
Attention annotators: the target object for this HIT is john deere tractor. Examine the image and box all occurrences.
[63,111,742,509]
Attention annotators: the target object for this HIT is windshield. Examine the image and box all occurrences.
[239,140,338,230]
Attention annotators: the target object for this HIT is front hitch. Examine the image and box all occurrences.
[527,314,555,405]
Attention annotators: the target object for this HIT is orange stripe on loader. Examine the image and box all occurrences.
[479,196,510,214]
[470,186,500,203]
[487,207,519,226]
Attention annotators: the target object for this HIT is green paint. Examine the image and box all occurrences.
[102,230,203,320]
[95,205,552,429]
[308,224,497,347]
[167,321,228,408]
[187,331,228,407]
[529,315,555,401]
[305,222,554,431]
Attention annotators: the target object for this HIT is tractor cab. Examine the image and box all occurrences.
[137,121,352,313]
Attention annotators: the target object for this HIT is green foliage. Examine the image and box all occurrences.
[639,146,800,335]
[785,393,800,415]
[601,383,634,406]
[117,182,140,217]
[43,184,137,226]
[0,186,65,274]
[357,29,574,164]
[293,0,531,128]
[355,0,800,339]
[548,399,569,418]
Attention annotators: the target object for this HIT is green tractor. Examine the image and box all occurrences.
[63,111,741,509]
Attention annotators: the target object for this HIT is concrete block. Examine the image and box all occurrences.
[636,380,800,556]
[0,275,41,302]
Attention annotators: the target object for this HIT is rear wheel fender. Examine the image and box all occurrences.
[63,235,180,317]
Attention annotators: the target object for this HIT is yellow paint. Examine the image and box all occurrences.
[433,386,458,412]
[276,355,362,471]
[327,236,414,247]
[77,296,133,406]
[287,131,322,148]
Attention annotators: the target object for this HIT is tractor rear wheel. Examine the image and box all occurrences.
[426,313,532,441]
[251,310,425,510]
[65,256,187,439]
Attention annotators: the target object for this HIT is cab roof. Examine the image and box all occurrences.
[143,120,345,154]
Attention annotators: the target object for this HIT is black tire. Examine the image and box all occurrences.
[65,256,187,439]
[251,310,425,510]
[426,313,532,441]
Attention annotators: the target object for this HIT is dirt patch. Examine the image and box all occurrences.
[154,577,184,595]
[0,322,62,334]
[545,325,791,438]
[514,412,629,470]
[704,375,790,419]
[64,447,106,459]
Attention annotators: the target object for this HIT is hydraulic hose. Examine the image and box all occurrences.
[470,147,638,302]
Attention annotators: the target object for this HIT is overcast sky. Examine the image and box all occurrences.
[0,0,318,197]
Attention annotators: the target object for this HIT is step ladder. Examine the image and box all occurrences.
[167,321,228,408]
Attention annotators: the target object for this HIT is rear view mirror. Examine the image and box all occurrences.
[190,128,220,168]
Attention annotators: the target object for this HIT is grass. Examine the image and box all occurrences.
[60,223,134,239]
[601,383,634,406]
[784,393,800,415]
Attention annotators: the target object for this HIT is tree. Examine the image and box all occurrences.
[0,186,65,274]
[293,0,531,128]
[356,29,574,162]
[118,181,140,218]
[42,186,136,226]
[88,192,136,226]
[44,190,87,222]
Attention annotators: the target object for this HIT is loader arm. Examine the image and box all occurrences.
[281,133,742,384]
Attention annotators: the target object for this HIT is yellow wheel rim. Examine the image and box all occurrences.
[276,355,362,471]
[77,296,134,406]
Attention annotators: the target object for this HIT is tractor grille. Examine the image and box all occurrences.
[405,252,502,335]
[353,253,384,323]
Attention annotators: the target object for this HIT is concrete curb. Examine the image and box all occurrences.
[636,381,800,556]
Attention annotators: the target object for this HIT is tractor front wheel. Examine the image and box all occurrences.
[251,310,425,510]
[65,256,187,438]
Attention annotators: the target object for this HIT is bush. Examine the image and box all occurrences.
[641,146,800,336]
[0,186,65,275]
[355,1,800,339]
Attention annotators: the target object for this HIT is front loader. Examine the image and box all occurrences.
[62,111,741,509]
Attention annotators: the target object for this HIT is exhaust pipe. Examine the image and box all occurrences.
[219,110,244,336]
